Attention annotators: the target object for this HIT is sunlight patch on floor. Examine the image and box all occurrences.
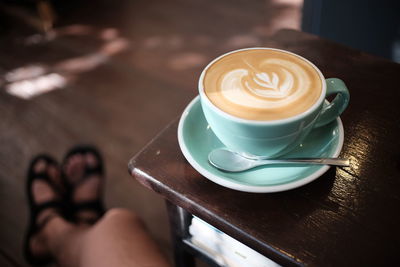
[5,72,66,99]
[2,25,129,100]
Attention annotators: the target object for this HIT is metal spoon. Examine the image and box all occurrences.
[208,148,350,172]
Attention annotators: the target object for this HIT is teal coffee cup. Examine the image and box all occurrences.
[199,48,349,157]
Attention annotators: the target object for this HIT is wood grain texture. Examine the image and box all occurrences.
[130,30,400,266]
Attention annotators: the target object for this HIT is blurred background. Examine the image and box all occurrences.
[0,0,398,266]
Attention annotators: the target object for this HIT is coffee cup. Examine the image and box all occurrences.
[199,48,349,157]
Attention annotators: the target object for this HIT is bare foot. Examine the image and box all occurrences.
[63,147,104,224]
[26,156,66,264]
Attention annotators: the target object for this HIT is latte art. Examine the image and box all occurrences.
[203,49,322,120]
[249,69,293,98]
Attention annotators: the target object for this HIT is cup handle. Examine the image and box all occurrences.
[314,78,350,128]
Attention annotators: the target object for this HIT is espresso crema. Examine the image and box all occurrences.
[203,49,322,121]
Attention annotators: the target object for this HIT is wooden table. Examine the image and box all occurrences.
[128,30,400,267]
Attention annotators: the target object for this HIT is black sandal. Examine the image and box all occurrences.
[62,145,105,224]
[24,155,69,266]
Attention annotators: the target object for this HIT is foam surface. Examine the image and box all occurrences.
[204,49,322,120]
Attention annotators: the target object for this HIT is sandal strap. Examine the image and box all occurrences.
[32,200,64,216]
[74,200,105,215]
[84,165,103,176]
[36,212,59,231]
[74,200,105,224]
[31,201,65,228]
[31,172,65,196]
[74,165,103,187]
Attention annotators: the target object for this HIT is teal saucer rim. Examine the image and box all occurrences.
[177,96,344,193]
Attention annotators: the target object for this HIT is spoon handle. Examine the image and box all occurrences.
[259,158,350,167]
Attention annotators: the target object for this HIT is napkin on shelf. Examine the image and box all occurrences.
[189,216,281,267]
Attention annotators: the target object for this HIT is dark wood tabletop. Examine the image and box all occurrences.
[128,29,400,267]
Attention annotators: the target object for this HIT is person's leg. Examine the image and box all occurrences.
[40,209,170,267]
[27,149,170,267]
[77,208,171,267]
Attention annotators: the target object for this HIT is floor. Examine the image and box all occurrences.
[0,0,302,266]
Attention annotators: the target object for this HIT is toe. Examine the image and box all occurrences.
[65,154,85,184]
[47,164,64,194]
[86,153,98,168]
[34,159,46,174]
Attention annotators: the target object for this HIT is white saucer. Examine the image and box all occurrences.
[177,96,344,193]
